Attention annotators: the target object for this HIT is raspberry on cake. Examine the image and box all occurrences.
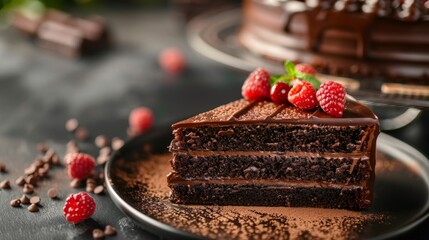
[167,65,380,209]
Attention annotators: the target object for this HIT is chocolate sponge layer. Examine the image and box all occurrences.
[171,154,371,185]
[171,124,372,153]
[169,180,371,209]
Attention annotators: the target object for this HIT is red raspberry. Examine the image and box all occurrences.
[296,63,316,76]
[63,192,96,224]
[65,153,95,180]
[316,80,346,117]
[270,82,291,104]
[129,107,154,134]
[288,80,318,110]
[159,48,185,75]
[241,68,271,101]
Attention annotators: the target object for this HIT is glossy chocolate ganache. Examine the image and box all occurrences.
[168,98,380,209]
[239,0,429,84]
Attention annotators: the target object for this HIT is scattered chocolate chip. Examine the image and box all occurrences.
[23,184,34,194]
[86,183,95,193]
[93,185,104,195]
[43,149,56,164]
[20,195,30,204]
[30,196,41,205]
[99,147,112,156]
[24,165,37,175]
[26,175,38,186]
[104,225,117,236]
[34,158,44,168]
[10,199,21,207]
[0,162,6,172]
[37,143,49,154]
[70,179,81,188]
[66,140,79,154]
[86,178,96,185]
[75,127,89,141]
[111,137,124,151]
[97,155,109,165]
[16,176,26,186]
[92,228,104,239]
[47,188,59,199]
[51,154,60,165]
[0,179,11,189]
[28,203,39,212]
[95,135,109,148]
[66,118,79,132]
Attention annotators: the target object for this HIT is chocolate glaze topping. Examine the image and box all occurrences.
[172,98,378,128]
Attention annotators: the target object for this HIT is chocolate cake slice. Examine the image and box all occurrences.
[168,98,379,209]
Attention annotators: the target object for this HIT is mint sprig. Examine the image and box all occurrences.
[269,61,321,89]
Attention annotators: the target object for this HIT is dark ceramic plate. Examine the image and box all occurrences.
[105,126,429,240]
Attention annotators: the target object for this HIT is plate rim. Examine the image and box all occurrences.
[105,131,429,240]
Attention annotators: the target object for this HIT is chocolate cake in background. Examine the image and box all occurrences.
[11,9,110,58]
[168,98,380,209]
[238,0,429,84]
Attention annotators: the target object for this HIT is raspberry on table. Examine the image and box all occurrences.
[295,63,316,76]
[270,82,291,104]
[159,48,186,75]
[316,80,346,117]
[241,68,271,101]
[63,192,96,224]
[288,80,318,110]
[129,107,154,134]
[65,153,95,180]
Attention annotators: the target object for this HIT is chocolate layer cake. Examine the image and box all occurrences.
[168,98,380,209]
[238,0,429,84]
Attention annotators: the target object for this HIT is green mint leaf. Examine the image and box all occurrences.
[296,72,322,89]
[284,61,296,77]
[270,75,293,86]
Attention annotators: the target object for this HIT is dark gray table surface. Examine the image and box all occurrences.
[0,7,428,240]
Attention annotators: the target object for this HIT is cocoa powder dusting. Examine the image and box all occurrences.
[111,152,389,240]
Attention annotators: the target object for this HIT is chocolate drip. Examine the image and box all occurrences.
[305,7,376,59]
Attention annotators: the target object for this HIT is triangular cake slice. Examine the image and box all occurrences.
[168,98,379,209]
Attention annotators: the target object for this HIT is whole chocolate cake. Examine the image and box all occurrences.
[238,0,429,84]
[168,98,379,209]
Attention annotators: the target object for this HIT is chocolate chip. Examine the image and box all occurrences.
[23,184,34,194]
[95,135,109,148]
[70,179,81,188]
[10,199,21,207]
[86,183,95,193]
[0,162,6,172]
[92,228,104,239]
[30,196,41,205]
[75,127,89,141]
[28,203,39,212]
[51,154,60,165]
[111,137,124,151]
[93,185,104,195]
[104,225,117,236]
[66,140,79,154]
[16,176,26,186]
[47,188,59,199]
[43,149,56,164]
[97,155,109,165]
[24,165,37,176]
[20,195,30,204]
[0,180,11,189]
[37,143,49,154]
[86,178,96,185]
[65,118,79,132]
[26,175,38,186]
